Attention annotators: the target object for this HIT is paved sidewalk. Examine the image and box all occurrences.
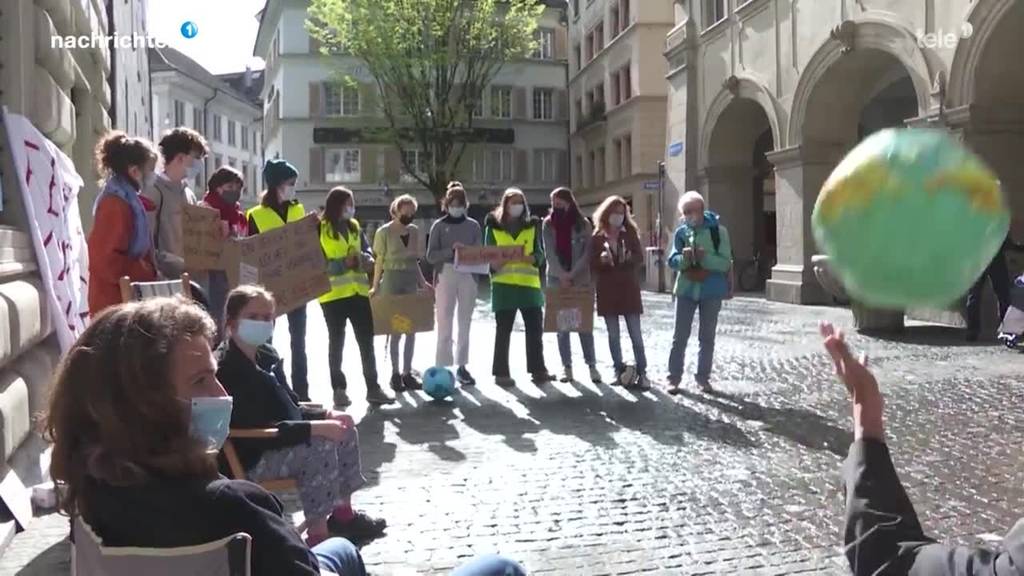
[4,294,1023,575]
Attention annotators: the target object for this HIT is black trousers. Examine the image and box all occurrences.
[321,296,378,391]
[966,254,1011,333]
[493,306,546,377]
[287,305,309,401]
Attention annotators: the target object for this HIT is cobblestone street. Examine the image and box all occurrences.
[3,293,1023,575]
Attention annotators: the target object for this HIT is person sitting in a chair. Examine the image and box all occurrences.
[215,285,386,547]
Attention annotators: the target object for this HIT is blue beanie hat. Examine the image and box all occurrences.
[263,159,299,189]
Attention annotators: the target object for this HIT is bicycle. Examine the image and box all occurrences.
[735,248,776,292]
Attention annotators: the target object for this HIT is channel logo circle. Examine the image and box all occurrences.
[180,21,199,39]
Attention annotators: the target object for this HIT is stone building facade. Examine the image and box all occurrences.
[253,0,570,225]
[665,0,1023,307]
[0,0,151,548]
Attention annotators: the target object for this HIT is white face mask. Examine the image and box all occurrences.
[507,204,525,218]
[609,213,625,228]
[448,206,466,218]
[342,206,356,220]
[186,160,202,180]
[280,185,296,202]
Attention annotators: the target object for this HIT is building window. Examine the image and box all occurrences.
[614,138,623,180]
[490,87,512,119]
[255,131,261,153]
[532,28,554,60]
[573,43,581,71]
[609,71,620,107]
[575,155,583,186]
[594,23,604,53]
[212,114,223,142]
[241,126,249,150]
[228,156,237,168]
[610,6,620,40]
[327,149,361,182]
[228,120,237,146]
[623,135,632,176]
[588,151,595,187]
[498,149,514,181]
[325,84,360,116]
[574,98,583,123]
[584,32,594,62]
[241,162,248,191]
[596,147,605,186]
[620,63,632,103]
[705,0,727,28]
[192,107,202,131]
[619,0,630,35]
[533,88,553,121]
[536,150,559,182]
[173,100,185,126]
[401,149,431,182]
[214,154,223,168]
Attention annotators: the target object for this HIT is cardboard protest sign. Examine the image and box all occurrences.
[455,245,523,266]
[543,287,595,333]
[224,215,330,315]
[371,293,435,335]
[182,204,225,270]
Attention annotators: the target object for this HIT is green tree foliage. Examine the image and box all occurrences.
[308,0,545,205]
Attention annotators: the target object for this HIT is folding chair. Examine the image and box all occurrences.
[119,273,192,303]
[72,515,251,576]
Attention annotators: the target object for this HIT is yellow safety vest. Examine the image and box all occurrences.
[318,219,370,303]
[492,225,541,289]
[247,202,306,233]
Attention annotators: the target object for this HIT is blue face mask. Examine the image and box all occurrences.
[236,319,274,347]
[189,396,233,451]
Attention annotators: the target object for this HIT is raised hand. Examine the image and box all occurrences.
[820,322,884,441]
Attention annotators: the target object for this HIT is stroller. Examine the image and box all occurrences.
[998,272,1024,350]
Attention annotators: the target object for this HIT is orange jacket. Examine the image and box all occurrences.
[88,195,157,316]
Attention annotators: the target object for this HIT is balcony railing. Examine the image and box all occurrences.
[574,101,606,133]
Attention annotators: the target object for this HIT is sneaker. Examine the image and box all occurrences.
[328,510,387,542]
[559,366,574,383]
[635,374,652,391]
[588,365,602,384]
[696,378,713,393]
[389,373,405,392]
[666,376,682,395]
[333,388,351,408]
[402,373,422,390]
[495,375,516,388]
[366,385,396,405]
[532,372,555,384]
[456,366,476,386]
[618,365,637,387]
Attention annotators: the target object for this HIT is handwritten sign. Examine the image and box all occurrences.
[371,293,435,335]
[543,287,595,333]
[182,204,225,270]
[224,215,330,315]
[455,245,523,266]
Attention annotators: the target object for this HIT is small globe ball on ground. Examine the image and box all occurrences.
[423,366,456,401]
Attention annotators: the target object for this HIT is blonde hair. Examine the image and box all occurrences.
[389,194,418,218]
[492,187,528,223]
[224,285,275,324]
[443,185,468,211]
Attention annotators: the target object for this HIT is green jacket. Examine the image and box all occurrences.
[484,213,545,312]
[667,212,732,301]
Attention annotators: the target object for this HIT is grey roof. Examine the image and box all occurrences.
[148,46,259,109]
[216,70,265,107]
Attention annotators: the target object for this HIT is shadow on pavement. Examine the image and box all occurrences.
[681,389,852,457]
[356,411,399,488]
[866,325,988,347]
[11,538,69,576]
[458,387,540,453]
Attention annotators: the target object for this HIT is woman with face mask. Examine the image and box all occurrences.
[196,166,248,338]
[591,195,650,389]
[484,188,554,387]
[215,286,386,548]
[426,183,483,385]
[246,159,311,401]
[541,187,601,384]
[87,131,160,316]
[48,297,369,576]
[319,187,395,408]
[370,195,432,392]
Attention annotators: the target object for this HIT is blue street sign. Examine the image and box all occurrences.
[643,180,660,191]
[668,141,683,157]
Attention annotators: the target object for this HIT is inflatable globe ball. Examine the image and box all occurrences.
[812,128,1010,309]
[423,367,456,401]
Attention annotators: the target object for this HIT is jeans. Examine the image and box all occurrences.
[604,314,647,374]
[557,331,596,369]
[966,254,1011,333]
[389,333,415,375]
[452,554,527,576]
[287,305,309,401]
[312,537,366,576]
[321,296,378,391]
[667,296,723,384]
[493,307,546,377]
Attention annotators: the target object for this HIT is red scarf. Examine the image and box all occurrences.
[203,191,248,236]
[552,209,575,269]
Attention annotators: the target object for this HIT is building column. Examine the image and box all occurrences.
[764,143,845,305]
[698,165,756,262]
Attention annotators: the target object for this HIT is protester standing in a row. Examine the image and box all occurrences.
[87,132,160,316]
[246,159,310,401]
[966,232,1024,341]
[427,183,482,386]
[485,188,553,387]
[319,187,395,407]
[145,127,208,280]
[197,166,248,336]
[666,191,732,393]
[371,195,431,392]
[542,187,601,384]
[591,196,650,389]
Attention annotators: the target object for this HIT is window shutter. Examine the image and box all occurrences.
[555,89,568,121]
[516,149,529,183]
[309,34,321,55]
[556,150,569,185]
[309,82,321,118]
[554,28,568,61]
[360,83,378,116]
[384,148,402,182]
[309,147,325,184]
[512,87,527,119]
[363,148,379,183]
[532,150,543,182]
[488,149,500,181]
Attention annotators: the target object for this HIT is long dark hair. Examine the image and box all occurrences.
[94,131,158,180]
[321,186,357,238]
[548,186,585,232]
